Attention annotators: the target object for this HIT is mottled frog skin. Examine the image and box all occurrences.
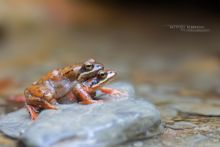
[24,59,104,120]
[71,69,126,104]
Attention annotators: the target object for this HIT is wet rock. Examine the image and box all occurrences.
[0,109,32,138]
[0,82,161,147]
[185,134,209,146]
[158,106,177,119]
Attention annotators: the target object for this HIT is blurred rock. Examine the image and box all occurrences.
[0,133,16,147]
[172,103,220,116]
[166,121,197,130]
[0,82,161,147]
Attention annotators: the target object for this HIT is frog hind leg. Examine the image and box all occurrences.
[25,96,58,120]
[65,91,78,102]
[25,104,38,120]
[26,96,58,110]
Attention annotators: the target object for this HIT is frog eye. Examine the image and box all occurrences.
[84,62,94,71]
[98,70,107,79]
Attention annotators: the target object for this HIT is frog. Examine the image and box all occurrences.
[24,58,104,120]
[71,69,126,104]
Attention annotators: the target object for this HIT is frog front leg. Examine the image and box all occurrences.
[72,83,103,104]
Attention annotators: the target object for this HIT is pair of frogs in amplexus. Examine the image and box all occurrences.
[24,58,126,120]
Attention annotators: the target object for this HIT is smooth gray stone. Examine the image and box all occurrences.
[0,108,32,138]
[0,82,161,147]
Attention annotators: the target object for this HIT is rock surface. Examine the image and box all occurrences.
[0,83,161,147]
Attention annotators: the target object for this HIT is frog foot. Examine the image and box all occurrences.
[100,87,128,97]
[110,89,128,97]
[26,104,39,120]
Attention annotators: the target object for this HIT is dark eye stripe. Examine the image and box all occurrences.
[64,70,71,75]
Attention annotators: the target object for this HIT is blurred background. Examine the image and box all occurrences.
[0,0,220,109]
[1,1,220,146]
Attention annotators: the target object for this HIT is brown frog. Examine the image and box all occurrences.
[72,69,126,104]
[24,59,104,120]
